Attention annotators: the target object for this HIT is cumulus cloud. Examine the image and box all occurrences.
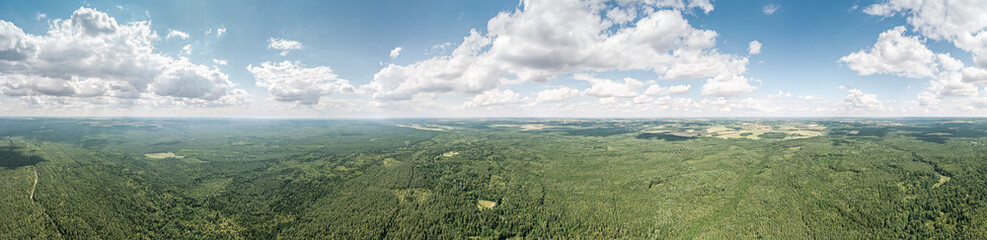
[389,47,402,59]
[206,27,226,37]
[700,75,757,97]
[212,59,228,66]
[268,38,303,56]
[930,70,979,97]
[864,0,987,67]
[535,87,580,103]
[762,4,779,15]
[917,91,939,106]
[840,26,938,78]
[576,74,645,98]
[36,13,46,20]
[606,7,636,25]
[0,7,242,105]
[425,42,453,55]
[843,89,883,109]
[643,84,691,96]
[166,29,189,40]
[767,90,792,99]
[465,89,523,107]
[748,40,762,55]
[247,61,355,105]
[843,14,987,108]
[364,0,748,101]
[963,67,987,85]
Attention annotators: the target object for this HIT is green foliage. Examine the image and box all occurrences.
[3,118,987,238]
[758,132,788,139]
[635,132,693,141]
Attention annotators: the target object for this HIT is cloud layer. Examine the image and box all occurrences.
[0,7,243,108]
[364,0,749,103]
[268,38,303,56]
[247,61,354,105]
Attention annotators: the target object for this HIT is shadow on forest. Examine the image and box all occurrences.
[0,144,45,169]
[636,132,693,141]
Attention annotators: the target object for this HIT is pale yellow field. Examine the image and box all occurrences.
[396,124,454,131]
[441,151,460,157]
[476,199,497,210]
[394,188,432,204]
[934,175,951,188]
[705,123,826,140]
[145,152,184,159]
[490,123,550,131]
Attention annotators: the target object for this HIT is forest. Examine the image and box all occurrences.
[3,118,987,239]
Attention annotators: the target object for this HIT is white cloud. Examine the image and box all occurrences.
[929,70,979,97]
[767,90,792,99]
[247,61,355,105]
[182,44,192,55]
[166,29,189,40]
[700,75,757,97]
[863,0,987,67]
[748,40,762,55]
[389,47,402,59]
[465,89,522,107]
[842,20,986,108]
[840,26,938,78]
[844,89,883,109]
[364,0,748,101]
[917,91,939,106]
[797,95,820,100]
[425,42,453,55]
[576,74,646,98]
[0,7,241,105]
[205,27,226,37]
[962,67,987,85]
[268,38,303,56]
[212,59,228,66]
[643,84,691,96]
[36,13,46,20]
[606,7,636,25]
[536,87,579,103]
[762,4,779,15]
[599,97,619,105]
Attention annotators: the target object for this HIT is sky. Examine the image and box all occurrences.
[2,0,987,118]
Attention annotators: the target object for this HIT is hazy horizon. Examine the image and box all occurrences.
[3,0,987,117]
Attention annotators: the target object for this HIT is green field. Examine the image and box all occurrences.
[3,118,987,239]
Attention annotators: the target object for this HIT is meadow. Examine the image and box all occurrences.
[2,118,987,239]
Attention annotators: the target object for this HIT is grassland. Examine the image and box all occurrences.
[3,118,987,239]
[144,152,184,159]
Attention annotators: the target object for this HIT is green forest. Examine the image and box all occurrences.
[3,118,987,239]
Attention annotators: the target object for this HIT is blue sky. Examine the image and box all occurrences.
[1,0,986,117]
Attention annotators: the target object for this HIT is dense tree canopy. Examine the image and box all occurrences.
[2,118,987,238]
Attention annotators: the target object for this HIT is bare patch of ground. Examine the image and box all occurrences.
[668,131,700,137]
[145,152,184,159]
[933,175,951,188]
[397,124,454,131]
[441,151,460,157]
[382,158,400,167]
[705,122,826,140]
[477,199,497,210]
[394,188,432,204]
[30,166,37,201]
[491,124,550,131]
